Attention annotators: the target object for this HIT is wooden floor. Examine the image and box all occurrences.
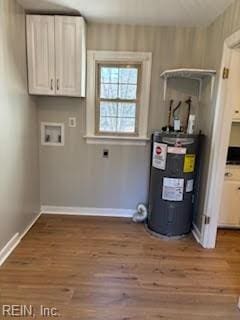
[0,215,240,319]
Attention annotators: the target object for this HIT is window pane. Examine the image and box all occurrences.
[118,103,136,118]
[119,84,137,99]
[101,67,119,83]
[97,64,140,134]
[99,117,117,132]
[119,68,138,84]
[117,118,136,133]
[100,84,118,99]
[100,102,117,117]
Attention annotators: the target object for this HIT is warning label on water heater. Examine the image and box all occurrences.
[162,178,184,201]
[186,179,194,192]
[152,142,167,170]
[184,154,196,173]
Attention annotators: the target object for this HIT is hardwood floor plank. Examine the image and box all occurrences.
[0,215,239,319]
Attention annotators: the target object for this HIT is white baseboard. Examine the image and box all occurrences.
[0,233,20,266]
[0,212,41,267]
[192,223,201,244]
[41,205,136,218]
[218,224,240,229]
[21,212,42,240]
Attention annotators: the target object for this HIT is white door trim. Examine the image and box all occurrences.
[201,29,240,248]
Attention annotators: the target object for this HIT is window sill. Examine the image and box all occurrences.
[83,135,150,146]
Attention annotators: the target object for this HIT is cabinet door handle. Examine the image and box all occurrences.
[235,110,239,114]
[50,79,54,90]
[57,79,60,91]
[238,187,240,190]
[225,172,232,177]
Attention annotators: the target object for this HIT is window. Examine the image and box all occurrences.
[96,64,141,135]
[86,51,152,145]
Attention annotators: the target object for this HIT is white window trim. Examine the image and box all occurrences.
[85,50,152,146]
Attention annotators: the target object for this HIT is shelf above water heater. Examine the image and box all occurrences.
[160,68,216,101]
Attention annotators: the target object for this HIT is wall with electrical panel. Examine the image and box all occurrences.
[37,23,207,210]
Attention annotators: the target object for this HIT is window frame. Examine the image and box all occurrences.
[95,62,142,136]
[85,51,152,146]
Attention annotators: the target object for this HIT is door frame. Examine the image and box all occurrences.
[200,29,240,248]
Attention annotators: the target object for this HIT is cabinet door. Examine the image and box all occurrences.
[233,107,240,121]
[55,16,86,97]
[26,15,55,95]
[228,50,240,121]
[219,180,240,226]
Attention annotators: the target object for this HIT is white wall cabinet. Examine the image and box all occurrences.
[219,167,240,227]
[26,15,55,95]
[26,15,86,97]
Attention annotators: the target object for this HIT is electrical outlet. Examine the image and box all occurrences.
[103,149,109,158]
[68,117,76,128]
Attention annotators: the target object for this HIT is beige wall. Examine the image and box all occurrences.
[38,23,206,209]
[0,0,40,251]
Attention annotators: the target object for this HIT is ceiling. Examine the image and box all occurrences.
[18,0,234,27]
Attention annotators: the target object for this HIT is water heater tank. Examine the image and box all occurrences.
[148,132,201,237]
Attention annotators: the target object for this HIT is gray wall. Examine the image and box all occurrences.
[36,2,240,231]
[39,97,150,208]
[0,0,40,251]
[38,24,206,209]
[193,0,240,231]
[0,0,238,252]
[201,0,240,146]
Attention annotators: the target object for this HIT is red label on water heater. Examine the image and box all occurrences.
[156,146,162,155]
[152,143,167,170]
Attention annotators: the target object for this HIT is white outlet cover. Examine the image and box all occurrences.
[69,117,76,128]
